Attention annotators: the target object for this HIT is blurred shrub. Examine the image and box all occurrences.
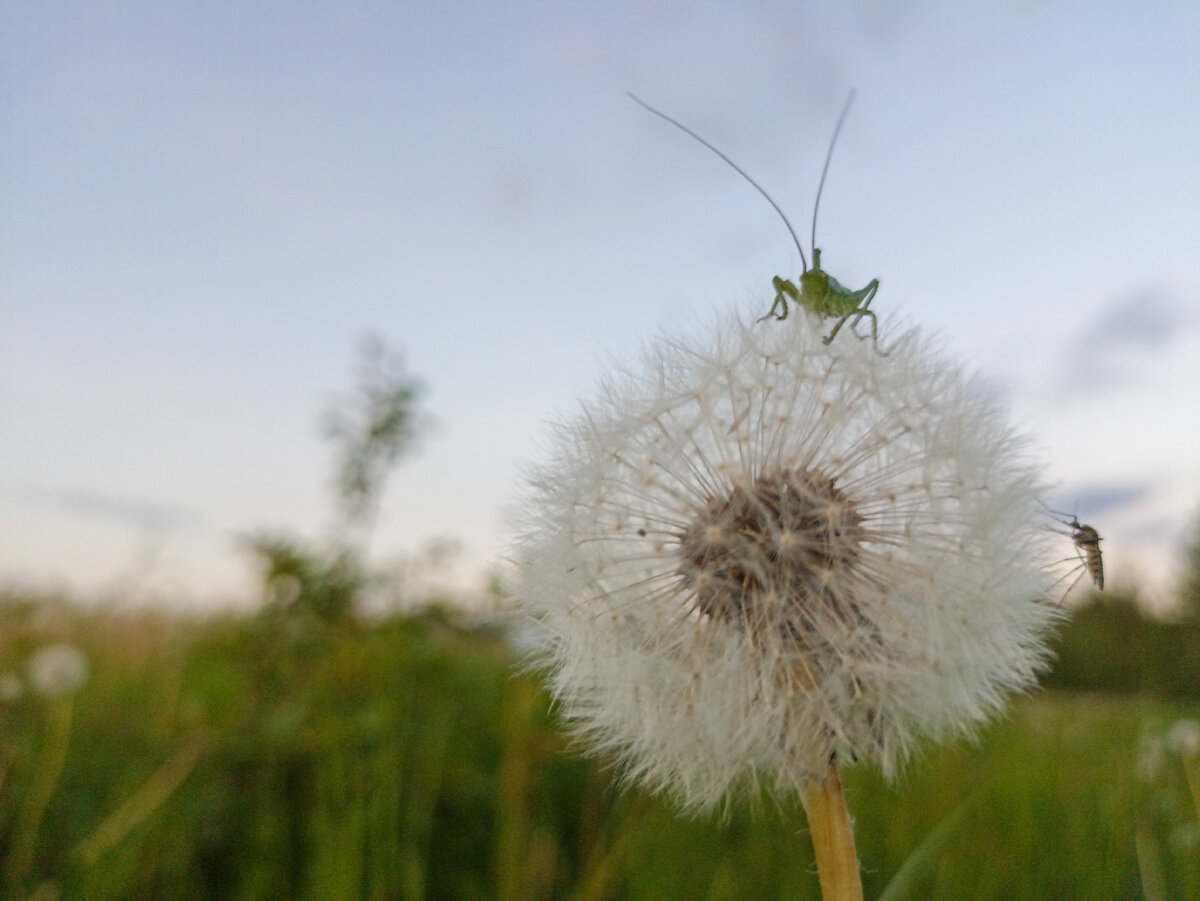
[1047,591,1200,697]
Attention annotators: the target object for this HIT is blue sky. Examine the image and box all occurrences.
[3,2,1198,610]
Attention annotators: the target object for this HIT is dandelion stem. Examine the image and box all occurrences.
[802,763,862,901]
[1182,755,1200,821]
[6,698,74,894]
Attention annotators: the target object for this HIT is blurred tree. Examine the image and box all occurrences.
[246,334,430,623]
[244,532,365,625]
[323,333,430,555]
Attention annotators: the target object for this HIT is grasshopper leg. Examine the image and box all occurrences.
[760,276,798,322]
[855,282,889,355]
[854,308,889,355]
[822,281,888,355]
[823,312,854,345]
[821,282,875,345]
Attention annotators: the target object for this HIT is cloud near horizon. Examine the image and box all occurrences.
[19,486,206,532]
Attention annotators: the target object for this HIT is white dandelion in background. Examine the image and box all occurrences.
[1166,719,1200,758]
[515,309,1060,832]
[28,643,89,699]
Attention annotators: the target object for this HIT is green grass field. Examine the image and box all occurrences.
[1,592,1197,900]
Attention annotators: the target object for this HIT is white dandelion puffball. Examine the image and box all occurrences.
[28,643,89,699]
[1167,719,1200,757]
[515,309,1060,814]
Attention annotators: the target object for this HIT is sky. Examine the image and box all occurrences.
[2,2,1198,612]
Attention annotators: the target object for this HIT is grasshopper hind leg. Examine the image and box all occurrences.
[822,280,888,355]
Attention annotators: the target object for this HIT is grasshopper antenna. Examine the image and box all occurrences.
[811,89,857,266]
[628,92,809,273]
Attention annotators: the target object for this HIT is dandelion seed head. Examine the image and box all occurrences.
[1167,719,1200,757]
[28,643,89,699]
[515,310,1060,813]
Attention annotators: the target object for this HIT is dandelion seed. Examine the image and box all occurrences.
[514,310,1060,815]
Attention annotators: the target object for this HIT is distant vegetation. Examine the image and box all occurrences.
[0,584,1197,900]
[1046,590,1200,698]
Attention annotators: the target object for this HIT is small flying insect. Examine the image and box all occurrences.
[1044,504,1105,596]
[629,90,885,352]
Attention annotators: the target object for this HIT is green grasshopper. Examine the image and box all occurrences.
[629,91,885,353]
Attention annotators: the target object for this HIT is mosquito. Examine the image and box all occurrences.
[1044,504,1105,597]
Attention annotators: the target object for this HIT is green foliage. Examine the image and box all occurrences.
[1047,590,1200,697]
[1,591,1198,900]
[243,532,366,624]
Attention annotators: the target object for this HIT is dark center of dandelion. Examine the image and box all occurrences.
[677,468,865,638]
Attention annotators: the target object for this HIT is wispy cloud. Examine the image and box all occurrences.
[18,486,205,531]
[1119,514,1187,547]
[1055,286,1193,398]
[1045,479,1154,520]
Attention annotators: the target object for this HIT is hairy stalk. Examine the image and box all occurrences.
[802,763,862,901]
